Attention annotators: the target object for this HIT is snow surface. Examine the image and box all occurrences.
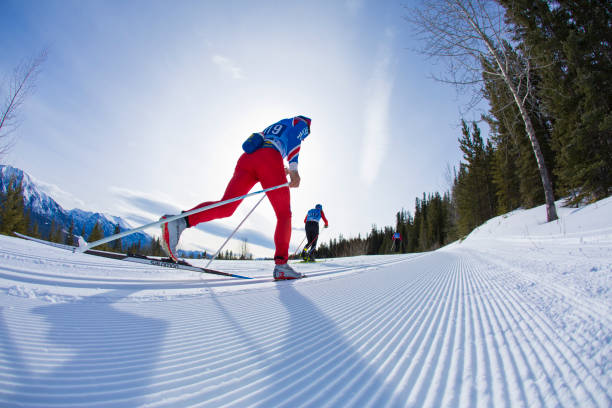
[1,198,611,407]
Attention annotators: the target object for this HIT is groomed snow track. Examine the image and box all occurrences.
[0,233,610,407]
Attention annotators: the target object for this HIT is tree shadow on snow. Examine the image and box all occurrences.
[3,290,167,407]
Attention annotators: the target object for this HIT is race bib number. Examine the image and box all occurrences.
[263,123,287,136]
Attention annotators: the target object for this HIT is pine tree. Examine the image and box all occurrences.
[0,177,26,235]
[501,0,612,203]
[127,241,141,255]
[48,220,63,243]
[87,221,111,251]
[65,220,75,246]
[27,210,40,238]
[110,224,122,253]
[149,237,165,256]
[453,121,498,236]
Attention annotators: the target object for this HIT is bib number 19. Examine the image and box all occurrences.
[263,123,286,136]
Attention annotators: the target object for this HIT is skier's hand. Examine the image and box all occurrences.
[324,225,329,228]
[288,170,301,188]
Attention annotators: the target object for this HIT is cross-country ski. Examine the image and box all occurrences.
[13,232,253,280]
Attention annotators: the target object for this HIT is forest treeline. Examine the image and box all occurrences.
[318,0,610,258]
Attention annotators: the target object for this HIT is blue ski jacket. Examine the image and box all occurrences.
[257,116,310,171]
[305,208,329,226]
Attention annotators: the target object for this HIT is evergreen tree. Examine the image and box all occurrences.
[87,221,111,251]
[0,177,26,235]
[501,0,612,203]
[48,220,63,243]
[127,241,141,255]
[87,221,103,242]
[65,220,75,246]
[149,237,165,256]
[366,225,382,255]
[110,224,122,253]
[453,121,497,236]
[26,210,40,238]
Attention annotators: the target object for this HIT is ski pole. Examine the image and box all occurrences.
[293,235,307,256]
[304,232,320,254]
[206,194,265,268]
[75,182,289,253]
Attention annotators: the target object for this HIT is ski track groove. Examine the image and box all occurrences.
[469,255,539,408]
[469,253,569,406]
[469,246,611,328]
[470,248,611,392]
[193,272,416,407]
[312,258,444,407]
[424,253,462,408]
[467,255,508,407]
[232,266,432,406]
[339,255,444,407]
[402,254,458,407]
[468,251,611,407]
[1,239,610,407]
[345,263,439,406]
[393,254,457,405]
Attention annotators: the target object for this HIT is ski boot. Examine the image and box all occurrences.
[160,214,187,262]
[273,263,304,280]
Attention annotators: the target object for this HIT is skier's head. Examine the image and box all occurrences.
[315,204,322,211]
[293,115,311,140]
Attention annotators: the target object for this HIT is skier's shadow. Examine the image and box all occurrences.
[5,290,167,407]
[267,283,389,407]
[201,282,389,407]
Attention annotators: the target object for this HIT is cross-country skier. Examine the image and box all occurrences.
[160,115,312,280]
[301,204,328,262]
[392,232,402,252]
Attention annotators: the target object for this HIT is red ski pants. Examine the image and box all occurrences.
[186,148,291,264]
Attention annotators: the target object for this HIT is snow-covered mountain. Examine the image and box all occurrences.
[0,165,151,248]
[0,165,64,217]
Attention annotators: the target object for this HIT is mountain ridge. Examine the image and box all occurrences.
[0,164,152,249]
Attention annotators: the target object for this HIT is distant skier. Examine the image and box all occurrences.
[392,232,401,252]
[160,115,312,280]
[301,204,328,262]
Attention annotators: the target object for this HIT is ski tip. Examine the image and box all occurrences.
[234,275,255,279]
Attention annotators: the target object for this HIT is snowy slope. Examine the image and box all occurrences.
[0,198,611,407]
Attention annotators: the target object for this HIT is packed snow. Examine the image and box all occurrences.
[1,198,611,407]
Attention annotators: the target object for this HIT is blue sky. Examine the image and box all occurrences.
[1,0,484,257]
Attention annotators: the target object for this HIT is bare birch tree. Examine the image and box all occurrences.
[405,0,558,221]
[0,49,48,160]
